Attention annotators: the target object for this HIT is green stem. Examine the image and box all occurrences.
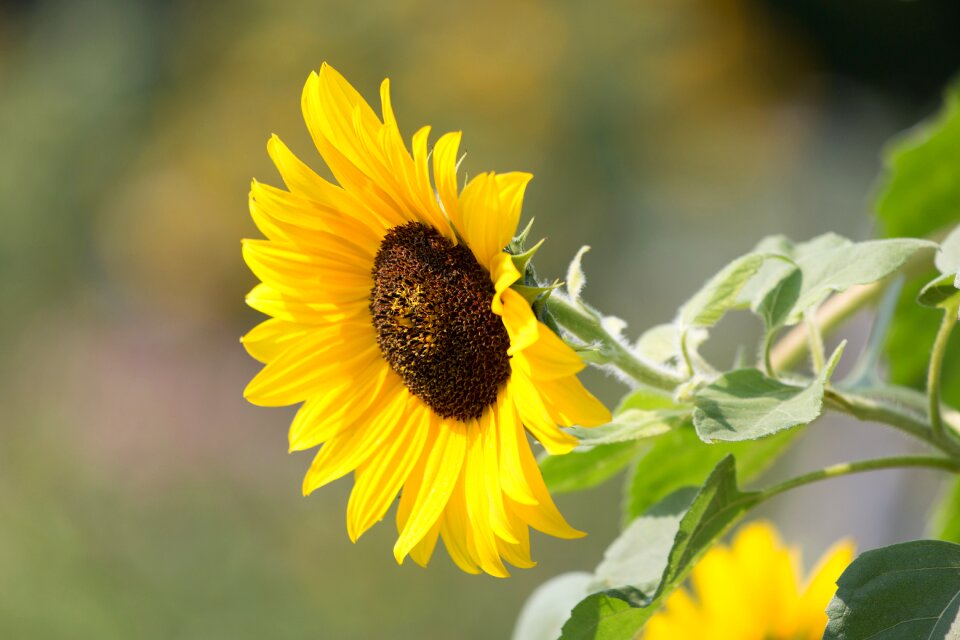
[760,455,960,502]
[928,302,959,446]
[547,296,686,392]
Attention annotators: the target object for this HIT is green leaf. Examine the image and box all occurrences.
[512,572,593,640]
[918,273,960,308]
[739,234,934,325]
[692,343,845,442]
[931,477,960,544]
[876,88,960,408]
[886,276,960,406]
[623,424,797,524]
[754,266,802,331]
[634,323,682,366]
[571,409,685,445]
[561,456,760,639]
[737,233,846,308]
[789,238,934,321]
[594,488,697,596]
[541,389,678,493]
[936,225,960,275]
[876,84,960,238]
[558,592,649,640]
[679,252,768,328]
[825,540,960,640]
[541,441,647,495]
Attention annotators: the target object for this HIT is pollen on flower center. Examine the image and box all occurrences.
[369,222,512,421]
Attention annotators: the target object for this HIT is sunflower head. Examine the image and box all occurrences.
[643,521,855,640]
[241,63,610,577]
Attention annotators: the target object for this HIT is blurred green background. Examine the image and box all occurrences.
[1,0,959,637]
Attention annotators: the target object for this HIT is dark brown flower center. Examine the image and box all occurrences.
[369,222,511,421]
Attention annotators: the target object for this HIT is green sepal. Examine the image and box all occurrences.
[509,237,546,278]
[513,280,561,305]
[508,216,536,253]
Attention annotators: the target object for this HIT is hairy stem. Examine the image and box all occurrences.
[760,455,960,502]
[929,302,960,447]
[547,295,685,392]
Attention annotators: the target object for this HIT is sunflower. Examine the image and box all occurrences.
[642,521,855,640]
[241,64,610,577]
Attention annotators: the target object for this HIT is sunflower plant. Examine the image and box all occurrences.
[243,65,960,639]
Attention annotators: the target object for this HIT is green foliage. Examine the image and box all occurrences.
[825,540,960,640]
[622,425,796,524]
[877,86,960,406]
[541,440,648,495]
[754,266,802,332]
[935,225,960,275]
[678,253,767,328]
[559,457,759,640]
[876,85,960,237]
[558,593,649,640]
[738,233,934,326]
[918,273,960,308]
[692,343,844,442]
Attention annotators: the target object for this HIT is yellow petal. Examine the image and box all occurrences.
[534,375,612,427]
[438,475,482,575]
[241,318,311,364]
[346,400,430,542]
[243,325,379,406]
[460,172,503,265]
[506,414,584,540]
[432,131,464,237]
[244,283,366,325]
[287,361,393,452]
[463,421,511,577]
[495,386,538,506]
[510,370,579,456]
[393,418,467,563]
[513,322,586,380]
[301,383,409,494]
[488,252,521,315]
[501,288,539,355]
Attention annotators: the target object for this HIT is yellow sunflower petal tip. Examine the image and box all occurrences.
[242,65,607,576]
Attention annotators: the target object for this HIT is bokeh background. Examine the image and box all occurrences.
[2,0,959,637]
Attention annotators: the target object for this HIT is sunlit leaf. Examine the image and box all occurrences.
[754,266,802,331]
[936,225,960,275]
[692,343,845,442]
[825,540,960,640]
[678,252,768,328]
